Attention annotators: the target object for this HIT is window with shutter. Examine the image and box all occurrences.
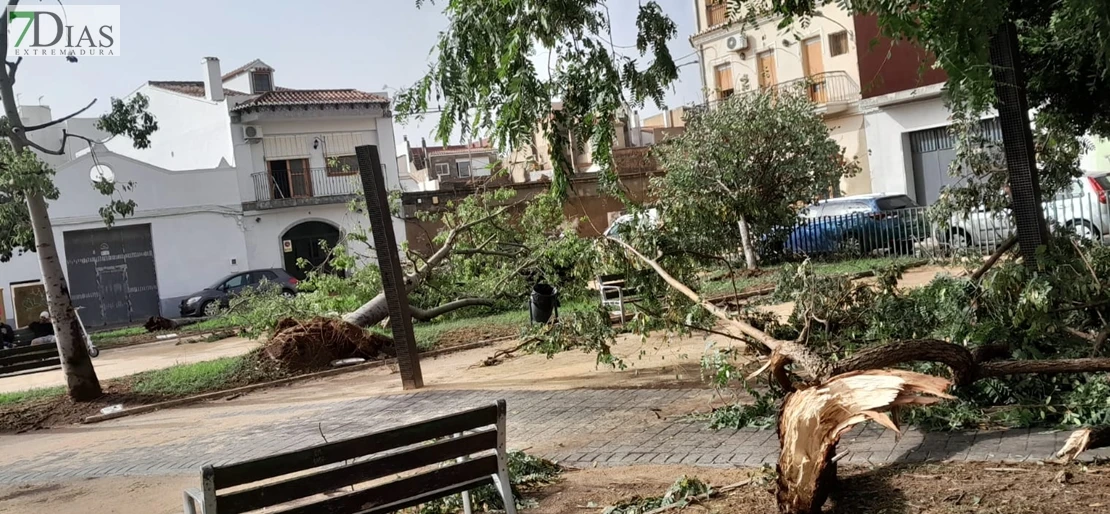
[714,63,734,100]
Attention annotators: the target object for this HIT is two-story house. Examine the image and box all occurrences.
[0,57,403,328]
[689,0,872,196]
[397,138,503,191]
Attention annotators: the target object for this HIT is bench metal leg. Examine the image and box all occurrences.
[494,403,518,514]
[454,432,474,514]
[461,490,474,514]
[183,488,203,514]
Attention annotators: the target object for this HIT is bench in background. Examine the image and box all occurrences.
[0,343,60,377]
[183,400,517,514]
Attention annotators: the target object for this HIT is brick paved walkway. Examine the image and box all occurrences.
[0,388,1102,484]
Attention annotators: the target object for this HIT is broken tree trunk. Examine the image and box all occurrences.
[776,370,953,514]
[611,237,1110,513]
[342,203,514,328]
[1051,426,1110,463]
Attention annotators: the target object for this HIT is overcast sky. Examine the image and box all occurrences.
[13,0,704,147]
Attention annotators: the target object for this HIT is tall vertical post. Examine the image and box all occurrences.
[356,144,424,389]
[989,22,1049,267]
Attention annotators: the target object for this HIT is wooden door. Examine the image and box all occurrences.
[757,51,777,89]
[802,37,826,102]
[288,158,313,198]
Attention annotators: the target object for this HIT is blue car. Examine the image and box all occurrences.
[785,194,924,256]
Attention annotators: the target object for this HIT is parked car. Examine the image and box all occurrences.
[603,209,661,240]
[785,194,926,256]
[947,174,1110,250]
[180,269,299,317]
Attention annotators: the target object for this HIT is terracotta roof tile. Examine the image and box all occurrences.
[231,89,389,111]
[148,81,248,98]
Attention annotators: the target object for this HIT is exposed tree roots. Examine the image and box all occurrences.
[265,317,396,372]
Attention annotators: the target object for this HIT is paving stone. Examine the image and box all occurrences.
[0,388,1071,484]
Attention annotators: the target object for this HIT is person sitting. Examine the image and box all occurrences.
[0,321,14,350]
[28,311,55,346]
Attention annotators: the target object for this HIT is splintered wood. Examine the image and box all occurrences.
[776,370,953,514]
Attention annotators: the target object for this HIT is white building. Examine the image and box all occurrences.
[690,0,872,196]
[1,57,403,327]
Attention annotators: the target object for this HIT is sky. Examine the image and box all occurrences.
[13,0,705,147]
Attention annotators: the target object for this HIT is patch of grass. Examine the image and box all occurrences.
[397,300,597,351]
[700,256,921,296]
[89,326,146,342]
[130,356,246,397]
[0,386,65,406]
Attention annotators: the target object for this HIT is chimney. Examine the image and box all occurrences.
[664,107,674,129]
[202,57,224,102]
[421,137,430,171]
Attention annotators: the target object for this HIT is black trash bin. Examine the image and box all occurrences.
[529,283,560,324]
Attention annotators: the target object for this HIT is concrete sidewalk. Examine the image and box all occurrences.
[0,388,1100,484]
[0,336,260,393]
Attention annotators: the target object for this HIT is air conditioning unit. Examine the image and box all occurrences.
[726,35,749,52]
[242,125,263,140]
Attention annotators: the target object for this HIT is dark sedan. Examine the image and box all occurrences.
[180,269,299,317]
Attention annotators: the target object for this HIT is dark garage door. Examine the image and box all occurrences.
[909,118,1002,206]
[64,224,160,327]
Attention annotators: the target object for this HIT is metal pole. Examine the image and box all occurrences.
[989,22,1049,266]
[356,144,424,389]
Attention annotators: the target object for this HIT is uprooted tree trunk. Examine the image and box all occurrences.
[341,205,511,328]
[611,238,1110,514]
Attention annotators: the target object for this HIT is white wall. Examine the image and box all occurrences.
[223,73,252,94]
[863,96,954,196]
[103,85,236,171]
[0,152,248,321]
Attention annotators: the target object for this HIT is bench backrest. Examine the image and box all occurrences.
[0,344,59,375]
[201,400,509,514]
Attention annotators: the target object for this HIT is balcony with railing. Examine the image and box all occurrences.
[689,70,862,118]
[775,71,861,110]
[245,168,362,211]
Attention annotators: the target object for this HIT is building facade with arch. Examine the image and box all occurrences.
[1,57,403,327]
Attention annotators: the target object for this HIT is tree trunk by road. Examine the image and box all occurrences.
[25,193,101,399]
[0,23,102,401]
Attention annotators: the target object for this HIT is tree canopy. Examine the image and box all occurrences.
[397,0,679,197]
[650,85,857,268]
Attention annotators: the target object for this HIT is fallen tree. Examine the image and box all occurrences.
[611,237,1110,514]
[227,189,598,358]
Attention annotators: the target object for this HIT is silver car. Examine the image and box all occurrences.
[947,174,1110,250]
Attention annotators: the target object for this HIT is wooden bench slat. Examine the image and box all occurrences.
[360,476,495,514]
[0,350,58,367]
[0,344,56,358]
[213,403,499,490]
[217,429,498,514]
[0,358,60,375]
[276,455,499,514]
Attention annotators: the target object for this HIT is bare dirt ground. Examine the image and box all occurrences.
[529,462,1110,514]
[3,462,1106,514]
[0,336,260,393]
[759,264,961,322]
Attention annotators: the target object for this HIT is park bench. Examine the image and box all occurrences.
[183,400,517,514]
[596,273,643,325]
[0,341,60,376]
